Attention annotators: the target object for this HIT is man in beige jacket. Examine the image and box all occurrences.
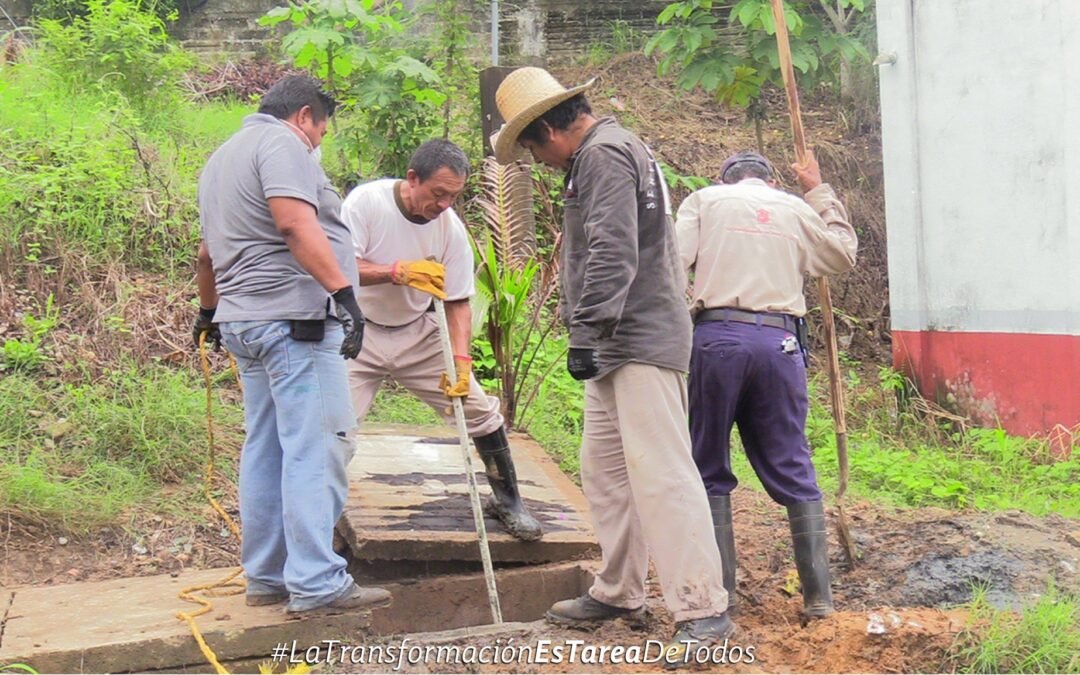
[676,150,857,619]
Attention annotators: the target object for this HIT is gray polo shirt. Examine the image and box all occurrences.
[198,113,357,322]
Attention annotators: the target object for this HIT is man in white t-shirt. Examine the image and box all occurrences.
[340,139,543,541]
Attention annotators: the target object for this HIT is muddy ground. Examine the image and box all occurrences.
[4,488,1076,673]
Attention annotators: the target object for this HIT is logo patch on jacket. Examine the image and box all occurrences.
[756,208,771,224]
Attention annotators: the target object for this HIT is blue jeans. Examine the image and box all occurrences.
[219,320,356,611]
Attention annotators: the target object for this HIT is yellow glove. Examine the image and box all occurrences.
[440,355,472,399]
[392,260,447,300]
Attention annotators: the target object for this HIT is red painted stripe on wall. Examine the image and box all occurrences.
[892,330,1080,437]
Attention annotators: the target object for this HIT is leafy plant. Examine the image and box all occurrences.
[659,160,711,197]
[470,157,570,429]
[419,0,482,149]
[37,0,192,121]
[1,295,59,373]
[260,0,446,180]
[646,0,870,147]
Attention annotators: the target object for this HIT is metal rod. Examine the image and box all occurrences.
[490,0,500,66]
[433,299,503,623]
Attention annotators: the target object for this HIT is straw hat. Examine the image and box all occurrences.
[491,67,596,164]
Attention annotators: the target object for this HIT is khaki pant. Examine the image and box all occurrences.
[582,362,729,622]
[347,313,504,437]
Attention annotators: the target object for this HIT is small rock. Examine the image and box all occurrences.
[867,613,886,635]
[58,536,68,545]
[66,568,80,577]
[1060,560,1076,574]
[215,614,231,621]
[1065,531,1080,548]
[132,543,149,555]
[27,409,44,418]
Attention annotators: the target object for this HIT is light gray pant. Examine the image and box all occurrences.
[347,313,504,436]
[582,362,729,622]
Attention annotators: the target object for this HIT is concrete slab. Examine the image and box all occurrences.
[341,426,597,564]
[0,568,374,674]
[0,562,593,674]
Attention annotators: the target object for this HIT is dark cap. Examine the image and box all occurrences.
[720,151,773,184]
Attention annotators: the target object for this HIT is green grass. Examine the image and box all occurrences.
[519,378,584,477]
[366,384,442,427]
[951,583,1080,673]
[0,368,242,532]
[808,371,1080,517]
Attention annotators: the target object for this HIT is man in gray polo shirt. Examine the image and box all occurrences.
[193,75,389,614]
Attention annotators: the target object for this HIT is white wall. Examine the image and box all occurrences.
[877,0,1079,336]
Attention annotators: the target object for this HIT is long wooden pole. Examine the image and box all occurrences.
[433,299,504,622]
[770,0,856,566]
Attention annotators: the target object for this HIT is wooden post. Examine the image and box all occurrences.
[770,0,857,566]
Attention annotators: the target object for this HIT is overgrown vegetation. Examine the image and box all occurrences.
[259,0,484,184]
[31,0,180,22]
[951,582,1080,674]
[809,368,1080,517]
[647,0,874,148]
[0,368,241,531]
[0,1,251,533]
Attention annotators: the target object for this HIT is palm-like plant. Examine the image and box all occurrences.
[472,157,562,428]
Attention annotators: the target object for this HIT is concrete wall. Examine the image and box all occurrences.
[496,0,670,64]
[3,0,670,61]
[877,0,1080,434]
[169,0,670,62]
[1,0,33,25]
[172,0,281,57]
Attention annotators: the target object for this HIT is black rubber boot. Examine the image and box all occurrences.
[708,494,738,615]
[473,428,543,541]
[787,500,835,618]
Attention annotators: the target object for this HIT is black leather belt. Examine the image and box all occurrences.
[695,307,798,333]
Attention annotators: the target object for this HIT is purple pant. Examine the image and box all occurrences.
[688,320,823,505]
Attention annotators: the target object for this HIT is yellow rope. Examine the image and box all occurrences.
[174,333,245,675]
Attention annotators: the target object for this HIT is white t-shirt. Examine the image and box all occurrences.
[341,178,475,326]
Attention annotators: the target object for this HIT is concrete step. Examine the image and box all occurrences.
[340,425,598,564]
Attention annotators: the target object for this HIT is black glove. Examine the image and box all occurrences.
[192,306,221,352]
[566,347,599,381]
[331,287,365,360]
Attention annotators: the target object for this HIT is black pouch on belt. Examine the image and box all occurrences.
[290,319,325,342]
[795,317,810,367]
